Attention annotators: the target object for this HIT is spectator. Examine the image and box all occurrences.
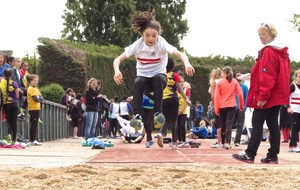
[119,95,132,120]
[0,52,10,79]
[159,58,190,149]
[208,68,222,148]
[186,120,208,139]
[85,78,101,140]
[26,74,44,146]
[195,100,204,127]
[60,88,74,121]
[108,96,121,138]
[287,69,300,152]
[117,116,145,143]
[188,103,196,130]
[233,23,290,164]
[69,93,85,139]
[0,69,19,142]
[279,106,292,143]
[232,72,249,147]
[214,66,244,149]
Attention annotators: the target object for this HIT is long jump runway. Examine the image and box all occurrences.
[87,138,300,167]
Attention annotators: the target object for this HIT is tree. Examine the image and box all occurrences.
[61,0,188,49]
[62,0,135,47]
[135,0,188,49]
[290,14,300,32]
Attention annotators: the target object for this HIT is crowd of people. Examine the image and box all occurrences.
[2,11,298,165]
[0,52,43,146]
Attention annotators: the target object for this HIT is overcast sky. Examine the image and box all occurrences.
[1,0,300,61]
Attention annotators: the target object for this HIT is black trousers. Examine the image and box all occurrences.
[289,112,300,147]
[4,102,19,141]
[161,97,179,142]
[141,108,154,142]
[108,118,120,137]
[233,110,245,144]
[246,106,280,158]
[133,74,166,115]
[29,110,40,142]
[177,114,187,142]
[220,107,236,144]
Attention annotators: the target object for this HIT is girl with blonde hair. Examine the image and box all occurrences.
[208,68,223,148]
[85,78,101,140]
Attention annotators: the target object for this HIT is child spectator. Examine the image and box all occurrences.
[108,96,120,138]
[69,93,85,139]
[0,69,19,142]
[60,88,74,121]
[119,95,132,120]
[26,74,44,146]
[186,120,208,139]
[117,115,145,143]
[214,66,244,149]
[195,100,204,127]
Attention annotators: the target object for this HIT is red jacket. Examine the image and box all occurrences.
[246,44,290,109]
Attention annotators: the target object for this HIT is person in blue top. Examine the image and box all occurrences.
[141,94,155,148]
[0,52,10,79]
[195,100,204,127]
[232,72,249,147]
[186,120,208,139]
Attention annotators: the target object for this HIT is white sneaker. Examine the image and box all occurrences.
[172,144,180,150]
[177,142,190,148]
[224,143,231,149]
[31,140,42,146]
[66,114,72,121]
[288,147,300,152]
[211,143,223,148]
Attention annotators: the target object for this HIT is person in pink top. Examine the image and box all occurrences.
[214,66,244,149]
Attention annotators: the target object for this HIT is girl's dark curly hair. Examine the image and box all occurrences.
[131,11,161,34]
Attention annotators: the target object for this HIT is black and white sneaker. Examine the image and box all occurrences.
[261,156,278,164]
[232,151,254,163]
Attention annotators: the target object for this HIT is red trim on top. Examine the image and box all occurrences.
[291,97,300,100]
[137,57,161,65]
[290,101,300,105]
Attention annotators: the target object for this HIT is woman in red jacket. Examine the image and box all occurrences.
[233,23,291,164]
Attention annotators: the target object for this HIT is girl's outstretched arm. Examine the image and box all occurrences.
[113,53,127,85]
[173,50,195,76]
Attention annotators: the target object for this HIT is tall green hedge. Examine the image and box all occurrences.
[37,38,87,94]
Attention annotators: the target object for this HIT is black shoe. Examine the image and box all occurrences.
[232,152,254,163]
[260,156,278,164]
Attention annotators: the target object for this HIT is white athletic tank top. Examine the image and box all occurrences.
[290,82,300,113]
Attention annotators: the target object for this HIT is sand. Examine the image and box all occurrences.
[0,137,299,190]
[0,164,299,190]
